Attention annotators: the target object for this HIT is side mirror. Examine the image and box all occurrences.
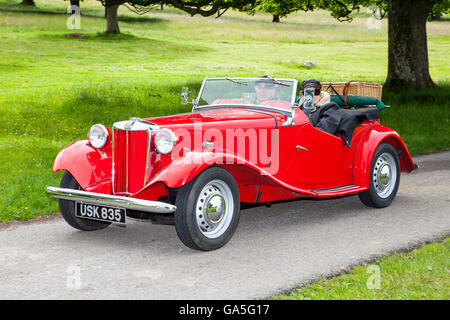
[181,86,189,105]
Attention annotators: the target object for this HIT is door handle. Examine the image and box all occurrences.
[296,145,309,151]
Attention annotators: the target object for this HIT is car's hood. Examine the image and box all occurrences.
[145,108,285,130]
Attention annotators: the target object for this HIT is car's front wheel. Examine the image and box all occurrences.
[174,166,240,251]
[359,142,400,208]
[59,171,111,231]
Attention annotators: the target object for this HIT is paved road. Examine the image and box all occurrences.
[0,152,449,299]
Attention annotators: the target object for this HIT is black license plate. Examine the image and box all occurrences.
[75,202,126,224]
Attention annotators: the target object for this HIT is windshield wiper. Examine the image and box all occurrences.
[263,75,290,87]
[224,78,248,86]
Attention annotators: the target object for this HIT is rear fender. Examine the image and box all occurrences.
[52,139,112,191]
[353,125,415,187]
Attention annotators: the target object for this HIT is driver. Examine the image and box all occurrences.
[254,75,277,104]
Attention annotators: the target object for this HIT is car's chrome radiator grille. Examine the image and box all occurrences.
[113,128,150,195]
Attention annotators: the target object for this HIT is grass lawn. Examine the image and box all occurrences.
[0,0,449,222]
[273,237,450,300]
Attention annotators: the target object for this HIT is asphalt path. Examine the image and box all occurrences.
[0,152,449,299]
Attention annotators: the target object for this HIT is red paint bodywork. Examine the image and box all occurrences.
[52,106,415,204]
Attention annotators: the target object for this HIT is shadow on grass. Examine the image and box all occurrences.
[0,5,168,25]
[117,14,166,24]
[382,83,450,105]
[36,31,153,41]
[35,31,211,54]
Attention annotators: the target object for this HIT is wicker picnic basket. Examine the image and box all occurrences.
[321,81,383,100]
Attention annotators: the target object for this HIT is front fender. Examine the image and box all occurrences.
[53,139,112,191]
[353,125,415,187]
[142,151,250,189]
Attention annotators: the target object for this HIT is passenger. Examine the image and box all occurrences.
[299,79,341,140]
[298,79,330,111]
[298,79,380,148]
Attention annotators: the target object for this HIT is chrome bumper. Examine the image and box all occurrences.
[46,186,176,214]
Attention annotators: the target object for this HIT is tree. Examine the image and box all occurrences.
[98,0,257,34]
[20,0,36,6]
[64,0,84,15]
[429,0,450,20]
[317,0,449,90]
[244,0,314,23]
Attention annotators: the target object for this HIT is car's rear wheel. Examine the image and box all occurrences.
[174,166,240,251]
[359,142,400,208]
[59,171,111,231]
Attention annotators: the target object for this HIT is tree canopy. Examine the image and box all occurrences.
[243,0,314,22]
[98,0,256,16]
[314,0,449,90]
[95,0,449,90]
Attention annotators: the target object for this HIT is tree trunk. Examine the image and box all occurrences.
[68,0,80,15]
[384,0,437,91]
[105,4,120,34]
[20,0,36,6]
[272,14,280,23]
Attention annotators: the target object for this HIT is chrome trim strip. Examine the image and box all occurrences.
[144,128,151,185]
[193,104,292,117]
[112,119,157,194]
[113,118,159,132]
[125,129,129,194]
[112,128,115,194]
[193,77,298,126]
[296,145,309,152]
[46,186,176,214]
[194,77,298,109]
[194,77,208,111]
[309,185,360,193]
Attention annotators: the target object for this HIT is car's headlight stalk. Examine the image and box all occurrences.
[155,128,177,154]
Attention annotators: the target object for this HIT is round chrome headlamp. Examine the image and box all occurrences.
[155,128,177,154]
[88,124,109,149]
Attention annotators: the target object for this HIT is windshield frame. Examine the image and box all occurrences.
[193,77,298,112]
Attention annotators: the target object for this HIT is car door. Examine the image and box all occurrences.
[286,123,352,189]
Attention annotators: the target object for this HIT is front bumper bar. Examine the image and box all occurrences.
[46,186,176,214]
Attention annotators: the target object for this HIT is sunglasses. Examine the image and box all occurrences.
[303,88,321,96]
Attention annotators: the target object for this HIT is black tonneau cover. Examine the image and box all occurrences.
[309,102,380,146]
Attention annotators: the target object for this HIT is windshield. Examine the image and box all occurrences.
[195,78,298,112]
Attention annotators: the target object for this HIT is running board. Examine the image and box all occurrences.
[309,185,367,197]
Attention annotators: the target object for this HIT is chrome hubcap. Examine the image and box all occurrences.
[373,152,397,198]
[196,180,234,239]
[205,194,226,224]
[378,164,391,187]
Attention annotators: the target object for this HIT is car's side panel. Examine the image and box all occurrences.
[352,125,415,188]
[282,108,379,191]
[140,151,318,198]
[286,124,349,189]
[52,139,112,191]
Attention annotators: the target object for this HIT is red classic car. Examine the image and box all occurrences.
[47,77,416,250]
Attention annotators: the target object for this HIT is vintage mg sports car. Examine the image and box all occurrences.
[47,77,416,250]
